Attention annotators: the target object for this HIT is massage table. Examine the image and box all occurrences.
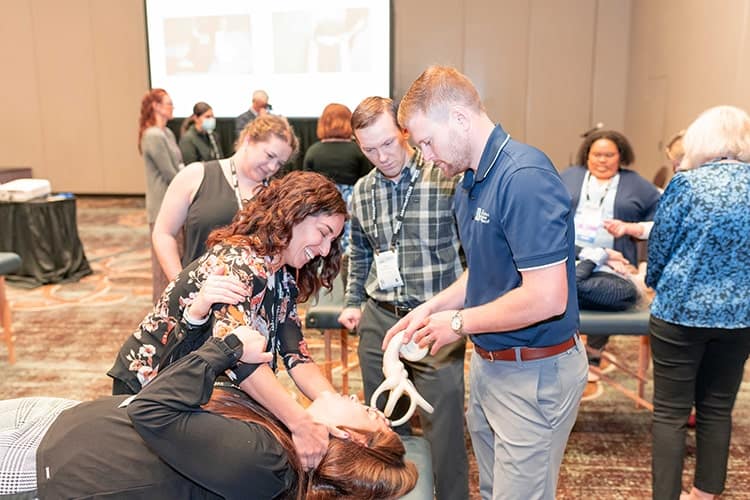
[579,307,653,410]
[304,279,434,499]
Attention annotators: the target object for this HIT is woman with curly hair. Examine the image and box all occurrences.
[561,129,661,372]
[110,171,350,470]
[2,329,417,499]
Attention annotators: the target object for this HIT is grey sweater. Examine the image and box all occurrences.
[141,127,182,223]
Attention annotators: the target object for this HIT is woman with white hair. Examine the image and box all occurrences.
[646,105,750,500]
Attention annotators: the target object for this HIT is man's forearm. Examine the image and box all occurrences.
[424,271,468,313]
[461,264,568,335]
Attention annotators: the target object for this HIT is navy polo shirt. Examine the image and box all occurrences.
[455,125,579,350]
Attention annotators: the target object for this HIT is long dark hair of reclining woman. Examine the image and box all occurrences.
[0,327,418,499]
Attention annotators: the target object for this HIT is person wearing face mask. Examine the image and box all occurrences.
[152,114,298,282]
[178,101,224,164]
[110,172,354,471]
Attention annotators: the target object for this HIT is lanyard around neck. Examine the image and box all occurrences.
[207,132,220,160]
[229,158,244,210]
[584,171,613,208]
[370,150,423,252]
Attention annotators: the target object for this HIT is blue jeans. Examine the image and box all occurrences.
[466,336,587,500]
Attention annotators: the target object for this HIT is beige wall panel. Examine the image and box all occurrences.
[464,0,531,140]
[392,0,465,101]
[0,1,44,174]
[733,0,750,110]
[30,0,102,191]
[666,0,742,118]
[90,0,149,194]
[590,0,631,133]
[525,0,597,169]
[626,0,750,182]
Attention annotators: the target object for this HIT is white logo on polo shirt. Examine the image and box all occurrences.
[473,207,490,224]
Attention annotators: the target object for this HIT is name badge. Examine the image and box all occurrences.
[374,249,404,290]
[575,204,603,245]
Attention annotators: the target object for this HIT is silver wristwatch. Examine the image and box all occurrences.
[450,310,464,336]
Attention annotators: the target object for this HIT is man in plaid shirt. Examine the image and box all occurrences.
[338,96,468,500]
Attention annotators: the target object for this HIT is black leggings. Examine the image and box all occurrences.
[650,316,750,499]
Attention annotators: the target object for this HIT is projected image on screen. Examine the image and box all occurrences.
[146,0,390,118]
[273,9,370,74]
[163,15,253,75]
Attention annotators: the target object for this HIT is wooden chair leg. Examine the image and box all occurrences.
[323,330,333,382]
[339,329,349,395]
[0,276,15,364]
[637,335,650,405]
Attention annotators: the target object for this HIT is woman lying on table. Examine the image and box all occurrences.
[108,171,351,470]
[0,329,418,499]
[575,245,649,311]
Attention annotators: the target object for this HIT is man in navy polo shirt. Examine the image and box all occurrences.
[389,65,588,499]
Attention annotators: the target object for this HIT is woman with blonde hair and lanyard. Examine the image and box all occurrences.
[152,114,299,283]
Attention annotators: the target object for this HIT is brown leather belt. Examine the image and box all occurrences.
[473,335,577,362]
[370,299,413,318]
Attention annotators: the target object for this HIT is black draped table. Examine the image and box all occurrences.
[0,194,92,287]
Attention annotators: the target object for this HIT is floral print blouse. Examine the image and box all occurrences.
[108,244,314,394]
[646,161,750,328]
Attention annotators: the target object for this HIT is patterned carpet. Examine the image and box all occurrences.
[1,196,749,499]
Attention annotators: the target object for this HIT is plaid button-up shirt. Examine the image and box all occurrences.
[345,150,464,308]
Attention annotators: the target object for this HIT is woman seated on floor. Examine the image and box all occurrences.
[0,329,418,499]
[109,171,350,470]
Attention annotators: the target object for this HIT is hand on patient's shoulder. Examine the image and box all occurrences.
[188,265,250,320]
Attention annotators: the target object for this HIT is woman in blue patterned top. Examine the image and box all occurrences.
[646,105,750,500]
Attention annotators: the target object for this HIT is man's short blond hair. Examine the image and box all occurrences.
[397,66,484,128]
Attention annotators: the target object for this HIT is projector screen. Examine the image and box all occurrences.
[145,0,391,118]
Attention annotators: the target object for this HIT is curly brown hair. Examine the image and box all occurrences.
[204,390,418,500]
[206,171,347,302]
[575,129,635,167]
